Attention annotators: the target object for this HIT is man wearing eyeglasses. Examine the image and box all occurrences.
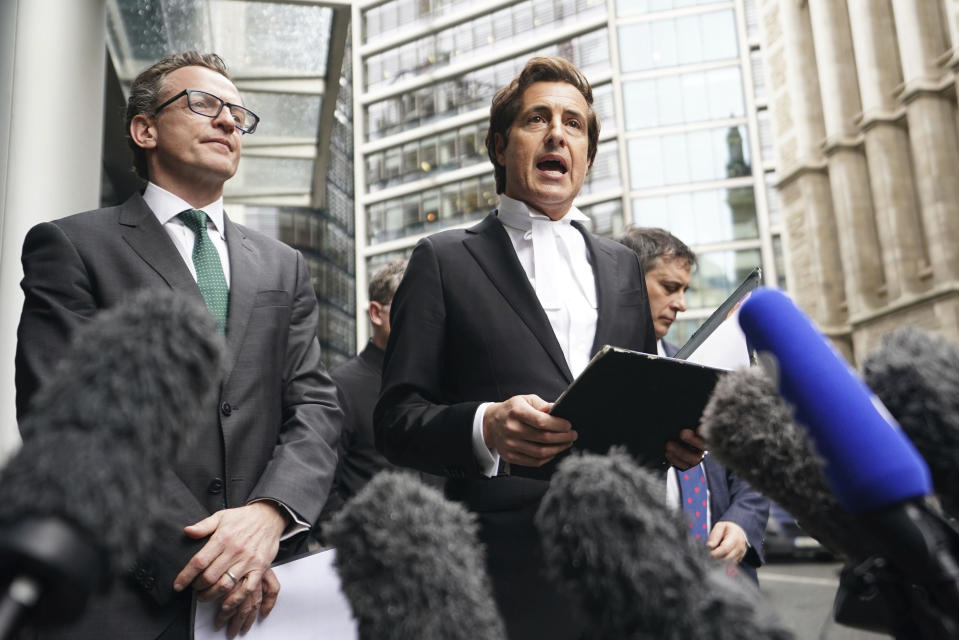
[15,52,341,640]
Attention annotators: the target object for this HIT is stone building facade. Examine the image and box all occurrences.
[759,0,959,363]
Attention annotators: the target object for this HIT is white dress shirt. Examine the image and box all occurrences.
[472,196,599,476]
[143,182,231,286]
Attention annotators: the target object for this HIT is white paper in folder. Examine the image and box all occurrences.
[193,548,358,640]
[685,303,751,371]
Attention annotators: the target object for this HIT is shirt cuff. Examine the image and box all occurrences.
[249,498,310,541]
[472,402,500,477]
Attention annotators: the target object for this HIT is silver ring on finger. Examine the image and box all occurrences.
[225,569,239,584]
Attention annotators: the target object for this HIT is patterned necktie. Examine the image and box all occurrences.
[679,463,709,543]
[177,209,229,334]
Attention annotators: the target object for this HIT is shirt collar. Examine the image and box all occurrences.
[361,339,385,370]
[496,194,588,232]
[143,182,227,240]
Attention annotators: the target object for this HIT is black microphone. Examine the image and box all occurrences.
[535,449,794,639]
[0,432,148,632]
[700,367,872,562]
[323,471,505,640]
[862,327,959,519]
[0,289,223,635]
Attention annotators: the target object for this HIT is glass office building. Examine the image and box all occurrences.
[351,0,785,345]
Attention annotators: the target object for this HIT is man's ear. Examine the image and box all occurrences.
[494,131,508,166]
[368,301,385,328]
[129,113,158,150]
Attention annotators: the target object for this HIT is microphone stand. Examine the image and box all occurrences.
[0,518,106,640]
[833,499,959,639]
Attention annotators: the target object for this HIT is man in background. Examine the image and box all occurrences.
[318,259,408,523]
[15,52,340,639]
[618,226,769,583]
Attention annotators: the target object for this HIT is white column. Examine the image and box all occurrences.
[352,1,371,348]
[0,0,107,462]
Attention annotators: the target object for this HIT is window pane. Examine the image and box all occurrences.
[765,171,782,228]
[632,186,759,244]
[688,248,762,308]
[622,66,743,130]
[627,124,752,188]
[365,29,608,140]
[363,0,603,91]
[618,9,736,72]
[622,79,658,130]
[580,199,622,237]
[580,140,619,196]
[231,157,314,191]
[628,137,665,189]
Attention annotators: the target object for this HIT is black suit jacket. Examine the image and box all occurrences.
[322,341,398,515]
[662,340,769,583]
[15,192,341,639]
[375,212,656,638]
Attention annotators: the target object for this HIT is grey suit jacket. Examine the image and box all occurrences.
[15,192,341,639]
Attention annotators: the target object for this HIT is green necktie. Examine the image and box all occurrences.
[178,209,229,334]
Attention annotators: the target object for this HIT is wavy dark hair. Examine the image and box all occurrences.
[617,226,697,272]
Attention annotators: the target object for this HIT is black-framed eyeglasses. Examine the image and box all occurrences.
[153,89,260,134]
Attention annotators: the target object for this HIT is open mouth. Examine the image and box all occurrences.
[537,158,568,174]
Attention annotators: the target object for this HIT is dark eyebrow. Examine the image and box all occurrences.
[522,103,586,120]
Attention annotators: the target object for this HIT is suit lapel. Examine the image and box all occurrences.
[463,214,573,382]
[119,193,204,300]
[222,214,258,376]
[576,222,620,356]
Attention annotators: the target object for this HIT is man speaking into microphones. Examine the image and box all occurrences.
[374,56,705,639]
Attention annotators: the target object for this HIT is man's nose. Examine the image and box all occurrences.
[672,292,687,312]
[211,106,237,132]
[545,117,566,147]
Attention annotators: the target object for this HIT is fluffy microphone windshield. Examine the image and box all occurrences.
[863,327,959,518]
[18,288,224,464]
[0,431,149,574]
[324,471,505,640]
[6,288,224,573]
[700,367,867,562]
[535,449,793,640]
[0,290,224,630]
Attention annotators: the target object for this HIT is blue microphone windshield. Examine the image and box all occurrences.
[739,288,931,514]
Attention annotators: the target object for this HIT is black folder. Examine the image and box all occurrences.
[510,346,725,479]
[508,267,760,480]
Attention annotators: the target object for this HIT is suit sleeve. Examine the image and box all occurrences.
[248,250,341,524]
[315,376,352,526]
[715,466,770,567]
[16,221,100,420]
[16,220,213,606]
[374,237,483,478]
